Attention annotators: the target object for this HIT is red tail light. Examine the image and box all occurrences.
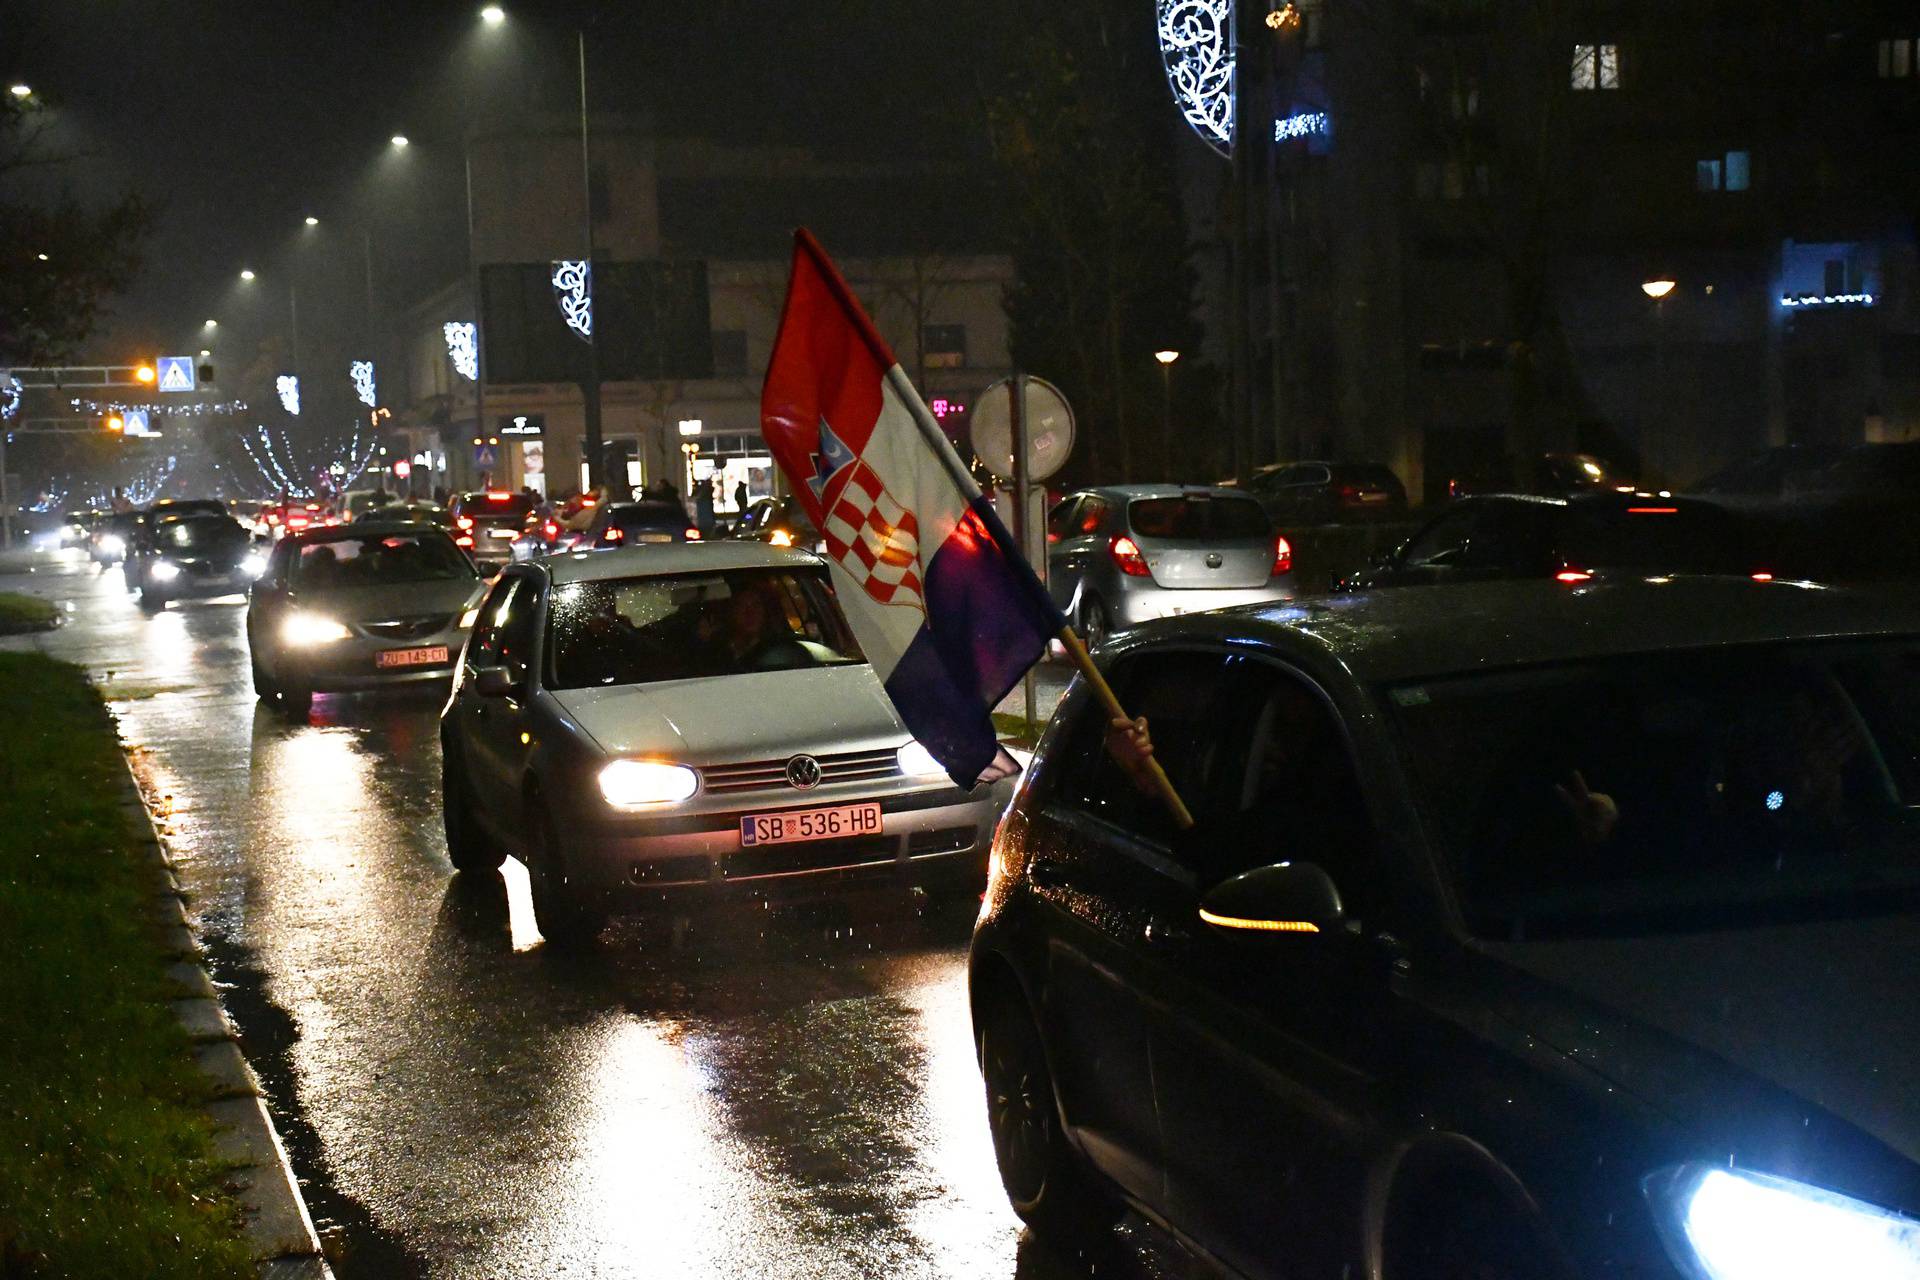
[1109,534,1151,577]
[543,521,558,538]
[604,526,625,542]
[685,528,702,540]
[486,491,512,501]
[456,516,473,530]
[1271,535,1294,577]
[455,535,474,548]
[1554,568,1592,584]
[1627,506,1679,515]
[1751,571,1775,582]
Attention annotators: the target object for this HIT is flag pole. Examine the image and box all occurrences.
[879,362,1195,831]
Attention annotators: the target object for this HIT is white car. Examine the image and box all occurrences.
[438,542,1012,945]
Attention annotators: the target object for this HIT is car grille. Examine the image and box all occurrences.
[722,835,896,880]
[700,749,899,794]
[907,827,975,857]
[355,614,455,641]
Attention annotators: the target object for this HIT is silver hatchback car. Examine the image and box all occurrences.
[438,542,1011,946]
[1046,484,1295,645]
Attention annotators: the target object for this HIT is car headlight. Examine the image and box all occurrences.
[597,760,699,809]
[457,606,480,629]
[1646,1164,1920,1280]
[897,740,948,779]
[241,553,269,578]
[281,611,351,646]
[768,528,794,547]
[148,560,182,582]
[98,535,124,554]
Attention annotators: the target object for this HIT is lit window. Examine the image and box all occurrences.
[1724,150,1751,191]
[924,324,968,369]
[1697,159,1723,192]
[1880,38,1914,78]
[1572,43,1621,90]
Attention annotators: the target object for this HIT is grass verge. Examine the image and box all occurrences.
[992,711,1043,750]
[0,592,58,635]
[0,653,251,1279]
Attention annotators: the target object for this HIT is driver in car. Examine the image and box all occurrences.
[699,582,811,672]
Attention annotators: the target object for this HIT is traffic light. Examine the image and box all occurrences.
[134,365,155,384]
[105,414,124,432]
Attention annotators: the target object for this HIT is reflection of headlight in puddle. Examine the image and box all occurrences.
[148,561,182,582]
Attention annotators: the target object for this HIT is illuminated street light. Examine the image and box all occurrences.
[304,215,319,227]
[481,5,506,24]
[198,349,211,358]
[35,252,48,262]
[390,134,410,149]
[1642,278,1677,300]
[240,269,256,281]
[7,85,30,99]
[1154,349,1181,365]
[203,318,218,330]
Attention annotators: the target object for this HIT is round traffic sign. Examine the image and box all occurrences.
[968,376,1075,483]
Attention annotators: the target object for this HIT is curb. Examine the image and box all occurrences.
[115,754,334,1280]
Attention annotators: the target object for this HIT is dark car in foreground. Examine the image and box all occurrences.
[972,577,1920,1279]
[1340,491,1760,590]
[247,522,485,718]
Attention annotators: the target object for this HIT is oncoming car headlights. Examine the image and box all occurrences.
[281,611,351,646]
[1645,1164,1920,1280]
[241,553,269,578]
[597,759,699,809]
[148,560,182,582]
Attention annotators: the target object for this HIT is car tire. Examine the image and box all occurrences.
[1079,597,1112,650]
[441,741,506,872]
[526,796,605,949]
[980,997,1120,1245]
[250,650,279,699]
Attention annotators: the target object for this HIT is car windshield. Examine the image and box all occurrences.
[291,532,474,588]
[546,568,865,690]
[1561,504,1746,573]
[1128,495,1270,540]
[1391,641,1920,939]
[159,516,247,549]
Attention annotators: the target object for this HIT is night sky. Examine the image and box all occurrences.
[8,0,994,362]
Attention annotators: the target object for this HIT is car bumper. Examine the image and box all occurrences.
[276,633,468,693]
[1110,582,1293,628]
[151,571,255,599]
[566,784,1006,905]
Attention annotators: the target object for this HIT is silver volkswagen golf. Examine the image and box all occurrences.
[438,542,1012,946]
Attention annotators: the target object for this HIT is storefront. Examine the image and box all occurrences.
[679,426,778,515]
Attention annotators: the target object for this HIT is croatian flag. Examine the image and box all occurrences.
[761,230,1065,788]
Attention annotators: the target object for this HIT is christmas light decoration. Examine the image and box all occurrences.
[66,397,247,417]
[350,360,377,408]
[551,260,593,340]
[1780,292,1874,309]
[443,322,479,380]
[1157,0,1235,156]
[1274,110,1329,141]
[275,375,301,416]
[1,376,20,420]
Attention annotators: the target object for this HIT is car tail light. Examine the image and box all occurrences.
[1338,485,1361,500]
[456,515,473,530]
[543,521,558,538]
[1109,534,1151,577]
[455,535,474,548]
[1271,535,1294,577]
[1554,567,1592,584]
[1627,506,1679,515]
[486,491,512,501]
[605,526,625,542]
[1751,571,1775,582]
[768,528,794,547]
[685,528,702,540]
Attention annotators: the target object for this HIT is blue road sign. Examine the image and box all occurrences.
[121,408,152,437]
[156,356,196,393]
[473,442,499,470]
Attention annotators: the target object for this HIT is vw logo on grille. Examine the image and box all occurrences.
[785,755,823,790]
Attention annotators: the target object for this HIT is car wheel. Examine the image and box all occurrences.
[526,797,605,948]
[1079,597,1111,649]
[980,998,1119,1244]
[249,649,278,699]
[441,741,506,872]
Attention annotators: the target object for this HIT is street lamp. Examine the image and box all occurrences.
[1641,279,1676,480]
[8,84,30,98]
[480,5,506,24]
[390,134,410,149]
[304,215,319,227]
[1641,278,1677,300]
[239,269,256,281]
[203,318,218,330]
[1154,350,1180,478]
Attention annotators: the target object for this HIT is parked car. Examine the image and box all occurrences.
[971,576,1920,1280]
[131,511,264,609]
[1338,491,1759,590]
[1240,460,1409,525]
[730,495,823,553]
[450,490,537,569]
[246,522,486,719]
[1689,444,1840,502]
[438,542,1010,946]
[1045,485,1293,647]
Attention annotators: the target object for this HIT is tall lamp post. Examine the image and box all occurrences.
[1155,349,1180,479]
[1642,278,1676,482]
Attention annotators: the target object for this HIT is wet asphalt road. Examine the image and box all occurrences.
[6,551,1188,1280]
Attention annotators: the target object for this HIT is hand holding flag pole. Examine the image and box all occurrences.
[759,230,1193,830]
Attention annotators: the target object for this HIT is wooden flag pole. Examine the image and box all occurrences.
[1056,627,1195,830]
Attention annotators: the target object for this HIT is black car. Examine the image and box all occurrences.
[1241,460,1409,526]
[971,579,1920,1280]
[730,495,823,552]
[450,490,538,568]
[1341,492,1759,590]
[582,499,696,548]
[131,512,262,608]
[122,499,233,591]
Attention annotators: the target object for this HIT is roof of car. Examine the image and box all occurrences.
[284,520,458,544]
[1080,484,1264,501]
[536,541,824,585]
[1124,577,1920,685]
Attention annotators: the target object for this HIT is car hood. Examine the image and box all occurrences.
[1485,913,1920,1169]
[287,578,483,621]
[549,663,905,761]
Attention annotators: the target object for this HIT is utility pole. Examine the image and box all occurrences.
[577,29,606,493]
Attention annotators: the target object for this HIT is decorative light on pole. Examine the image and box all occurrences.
[551,260,593,341]
[350,360,378,408]
[275,375,301,416]
[443,322,479,381]
[1641,278,1677,300]
[1156,0,1235,157]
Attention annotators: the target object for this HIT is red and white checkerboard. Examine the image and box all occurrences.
[821,460,925,610]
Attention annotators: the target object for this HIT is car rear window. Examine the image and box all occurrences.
[609,502,688,533]
[1128,496,1270,540]
[1562,504,1745,573]
[1330,465,1401,490]
[458,493,534,519]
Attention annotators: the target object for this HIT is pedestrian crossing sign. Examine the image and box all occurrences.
[156,356,196,393]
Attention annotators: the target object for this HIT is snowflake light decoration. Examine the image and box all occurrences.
[1157,0,1235,156]
[1,376,20,421]
[443,322,479,380]
[350,360,377,408]
[551,260,593,341]
[275,375,301,416]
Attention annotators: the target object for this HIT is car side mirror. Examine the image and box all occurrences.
[473,666,515,698]
[1199,862,1345,937]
